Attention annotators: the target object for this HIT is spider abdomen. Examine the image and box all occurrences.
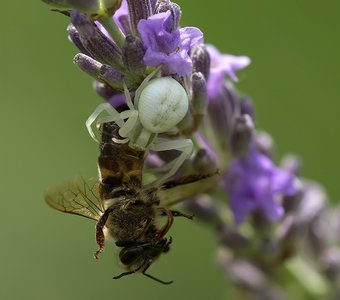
[138,77,189,133]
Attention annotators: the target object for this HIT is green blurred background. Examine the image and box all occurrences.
[1,1,339,299]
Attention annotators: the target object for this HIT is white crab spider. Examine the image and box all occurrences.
[86,69,193,183]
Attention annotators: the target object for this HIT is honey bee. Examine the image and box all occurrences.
[45,121,218,284]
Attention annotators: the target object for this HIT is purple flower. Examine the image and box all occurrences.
[95,0,129,39]
[206,44,250,99]
[223,143,296,225]
[113,0,129,33]
[138,11,203,76]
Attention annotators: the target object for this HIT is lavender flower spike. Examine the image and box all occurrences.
[224,143,296,225]
[138,11,203,76]
[206,44,250,99]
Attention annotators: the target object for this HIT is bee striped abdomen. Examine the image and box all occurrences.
[98,122,145,199]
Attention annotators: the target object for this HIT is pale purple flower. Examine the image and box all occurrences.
[95,0,129,39]
[113,0,129,33]
[206,44,250,99]
[138,11,203,76]
[223,143,296,225]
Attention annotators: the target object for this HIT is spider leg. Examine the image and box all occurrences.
[150,138,194,183]
[96,109,139,143]
[86,103,125,143]
[123,81,134,110]
[134,66,161,108]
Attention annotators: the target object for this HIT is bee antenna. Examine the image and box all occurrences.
[142,272,173,285]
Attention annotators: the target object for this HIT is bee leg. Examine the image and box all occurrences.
[155,209,174,240]
[158,208,193,220]
[94,210,110,259]
[113,263,144,280]
[142,263,173,285]
[162,236,173,253]
[170,210,194,220]
[113,270,136,280]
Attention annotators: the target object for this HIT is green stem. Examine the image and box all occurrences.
[99,17,125,48]
[285,256,330,298]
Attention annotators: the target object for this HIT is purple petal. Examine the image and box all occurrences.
[206,44,250,99]
[231,195,258,225]
[271,168,297,195]
[113,0,129,33]
[138,12,203,76]
[260,196,284,222]
[179,27,204,52]
[224,145,297,224]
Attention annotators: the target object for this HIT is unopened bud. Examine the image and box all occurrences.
[297,180,327,224]
[93,81,115,100]
[216,224,250,250]
[122,35,146,75]
[230,114,254,158]
[156,1,182,31]
[255,131,274,158]
[191,44,210,81]
[127,0,153,35]
[281,154,301,176]
[207,83,237,144]
[74,54,124,89]
[192,72,208,116]
[73,53,102,78]
[67,24,91,56]
[71,11,123,69]
[239,97,255,123]
[193,149,217,174]
[321,248,340,281]
[99,65,125,89]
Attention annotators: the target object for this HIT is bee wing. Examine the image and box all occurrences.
[156,171,219,207]
[45,176,104,221]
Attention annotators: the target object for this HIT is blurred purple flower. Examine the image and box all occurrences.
[138,11,203,76]
[206,44,250,99]
[223,143,296,225]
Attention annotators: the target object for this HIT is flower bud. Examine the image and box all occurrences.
[207,83,237,146]
[216,225,250,250]
[93,81,115,100]
[71,11,123,69]
[127,0,153,35]
[281,154,301,176]
[297,180,327,225]
[73,54,124,89]
[230,114,254,158]
[239,97,255,123]
[191,44,210,81]
[122,35,146,75]
[218,249,264,288]
[192,148,217,174]
[99,64,125,89]
[73,53,102,78]
[191,72,208,116]
[255,131,274,158]
[321,248,340,281]
[67,24,91,56]
[156,1,182,31]
[176,72,208,134]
